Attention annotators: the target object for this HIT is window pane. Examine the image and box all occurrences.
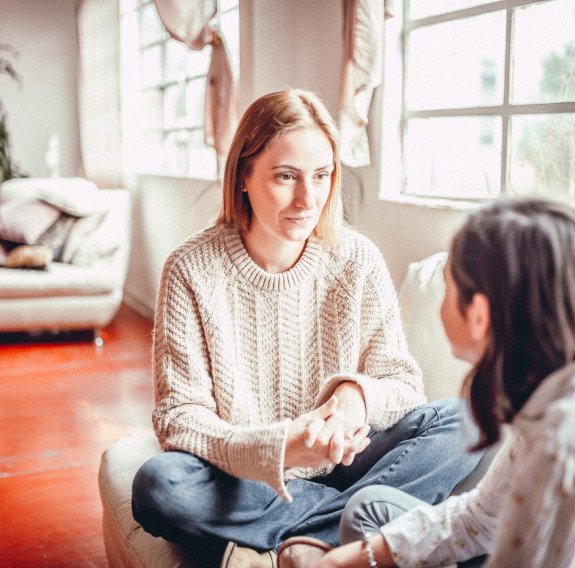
[408,0,494,20]
[511,0,575,104]
[141,45,163,87]
[186,78,206,127]
[165,39,191,82]
[509,113,575,199]
[142,90,162,129]
[164,83,188,129]
[140,2,164,46]
[406,12,505,110]
[164,130,191,177]
[220,7,240,74]
[120,0,138,15]
[186,48,211,78]
[404,116,502,198]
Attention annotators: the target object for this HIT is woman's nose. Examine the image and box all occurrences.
[294,178,315,208]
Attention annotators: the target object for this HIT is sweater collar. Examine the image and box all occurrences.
[222,224,324,291]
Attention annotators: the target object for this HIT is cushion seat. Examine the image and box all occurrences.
[0,261,121,299]
[99,435,196,568]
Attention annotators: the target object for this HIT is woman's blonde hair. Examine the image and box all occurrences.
[217,89,343,245]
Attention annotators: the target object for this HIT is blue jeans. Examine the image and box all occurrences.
[340,485,487,567]
[132,399,482,564]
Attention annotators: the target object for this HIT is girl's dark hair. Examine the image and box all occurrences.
[450,198,575,448]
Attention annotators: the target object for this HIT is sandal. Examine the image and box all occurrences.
[277,536,333,568]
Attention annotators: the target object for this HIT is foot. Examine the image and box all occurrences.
[220,541,277,568]
[277,536,333,568]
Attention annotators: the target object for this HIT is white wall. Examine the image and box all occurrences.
[0,0,81,178]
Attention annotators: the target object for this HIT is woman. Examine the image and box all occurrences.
[131,89,480,568]
[278,198,575,568]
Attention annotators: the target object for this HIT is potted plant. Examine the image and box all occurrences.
[0,43,26,183]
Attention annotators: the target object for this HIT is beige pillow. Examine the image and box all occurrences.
[4,245,53,269]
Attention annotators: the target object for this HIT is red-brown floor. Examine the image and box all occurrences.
[0,304,155,568]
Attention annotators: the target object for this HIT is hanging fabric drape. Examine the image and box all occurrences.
[77,0,122,187]
[338,0,390,168]
[153,0,237,165]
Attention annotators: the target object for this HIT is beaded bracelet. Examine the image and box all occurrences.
[362,535,378,568]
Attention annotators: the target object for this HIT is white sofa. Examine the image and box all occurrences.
[99,251,490,568]
[0,178,130,342]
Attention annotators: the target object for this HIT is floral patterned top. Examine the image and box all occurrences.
[381,363,575,567]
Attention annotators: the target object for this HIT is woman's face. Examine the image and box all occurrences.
[441,259,489,364]
[243,126,334,248]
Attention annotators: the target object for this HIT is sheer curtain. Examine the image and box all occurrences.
[339,0,392,168]
[153,0,237,170]
[77,0,122,188]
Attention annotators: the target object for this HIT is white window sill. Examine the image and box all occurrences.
[378,193,491,211]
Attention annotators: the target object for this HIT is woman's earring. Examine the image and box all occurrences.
[242,185,248,193]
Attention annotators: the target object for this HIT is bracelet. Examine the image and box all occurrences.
[362,535,378,568]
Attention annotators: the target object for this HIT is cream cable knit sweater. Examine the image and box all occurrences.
[152,223,426,501]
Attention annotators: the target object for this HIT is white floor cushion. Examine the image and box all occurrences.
[99,435,197,568]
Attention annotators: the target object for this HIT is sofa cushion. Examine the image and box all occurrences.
[398,252,471,401]
[0,199,61,244]
[0,261,122,298]
[99,435,195,568]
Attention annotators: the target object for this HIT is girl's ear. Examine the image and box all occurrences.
[467,292,491,343]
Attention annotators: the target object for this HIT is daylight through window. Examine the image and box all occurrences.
[385,0,575,201]
[119,0,239,180]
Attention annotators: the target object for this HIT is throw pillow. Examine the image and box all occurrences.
[1,177,99,212]
[35,213,77,260]
[60,212,106,264]
[4,245,53,269]
[0,199,61,244]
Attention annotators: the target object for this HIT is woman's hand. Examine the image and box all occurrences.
[284,391,370,469]
[311,382,367,465]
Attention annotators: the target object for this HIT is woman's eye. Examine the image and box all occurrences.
[317,172,330,181]
[278,172,296,181]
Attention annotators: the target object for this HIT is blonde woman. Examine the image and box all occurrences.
[131,89,480,568]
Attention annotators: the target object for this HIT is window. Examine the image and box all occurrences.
[382,0,575,202]
[119,0,239,180]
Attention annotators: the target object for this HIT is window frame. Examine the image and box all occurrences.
[119,0,239,181]
[380,0,575,203]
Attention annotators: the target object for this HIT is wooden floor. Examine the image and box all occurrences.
[0,305,155,568]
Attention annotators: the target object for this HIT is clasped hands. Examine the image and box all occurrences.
[284,382,370,469]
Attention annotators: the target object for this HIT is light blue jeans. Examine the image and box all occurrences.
[132,399,482,566]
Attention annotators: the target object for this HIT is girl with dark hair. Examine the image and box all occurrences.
[130,89,480,568]
[279,198,575,568]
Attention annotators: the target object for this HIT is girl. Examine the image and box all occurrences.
[279,198,575,568]
[131,89,479,568]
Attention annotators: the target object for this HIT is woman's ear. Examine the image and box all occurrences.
[467,292,491,343]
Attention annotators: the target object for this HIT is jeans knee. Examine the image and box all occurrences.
[132,451,199,528]
[426,397,462,421]
[132,455,167,522]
